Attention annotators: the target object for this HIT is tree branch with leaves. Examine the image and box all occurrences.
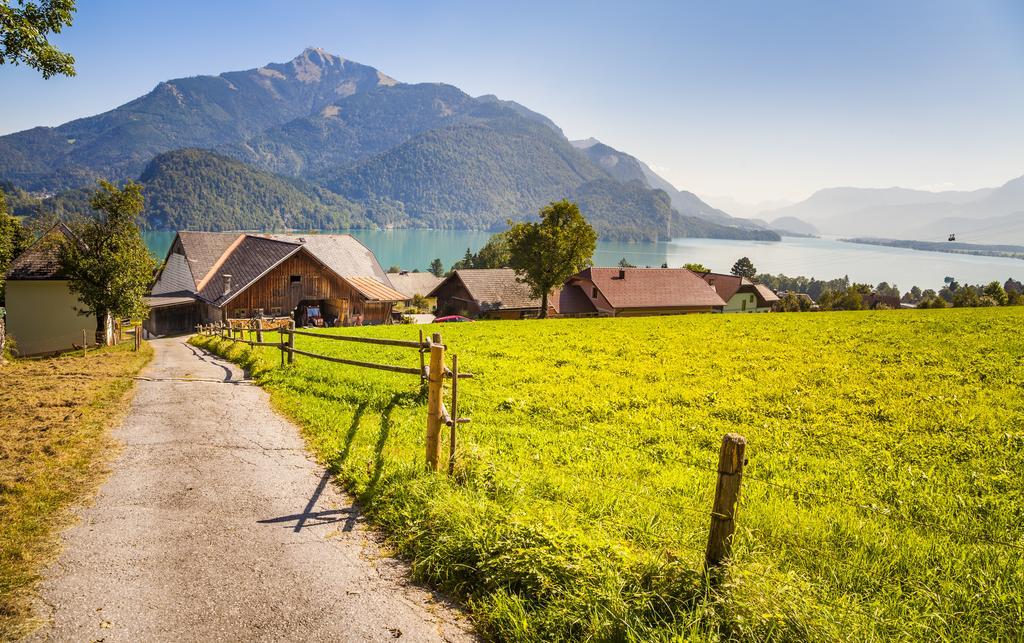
[59,180,155,336]
[0,0,77,78]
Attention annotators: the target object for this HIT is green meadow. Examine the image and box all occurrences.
[191,307,1024,641]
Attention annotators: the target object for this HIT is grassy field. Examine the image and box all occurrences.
[192,307,1024,641]
[0,341,152,639]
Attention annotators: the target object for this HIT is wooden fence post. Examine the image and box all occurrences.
[425,332,444,470]
[287,323,295,365]
[279,327,286,367]
[82,329,87,357]
[419,329,426,385]
[448,353,459,475]
[256,319,263,344]
[705,433,746,570]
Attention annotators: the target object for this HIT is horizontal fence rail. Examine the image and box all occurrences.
[194,323,474,473]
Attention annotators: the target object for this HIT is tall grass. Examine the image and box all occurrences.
[192,307,1024,640]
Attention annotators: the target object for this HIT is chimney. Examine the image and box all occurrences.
[223,274,232,294]
[618,268,626,280]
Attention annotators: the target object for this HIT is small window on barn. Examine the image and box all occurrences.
[270,307,282,317]
[290,275,301,284]
[592,287,598,299]
[233,309,247,318]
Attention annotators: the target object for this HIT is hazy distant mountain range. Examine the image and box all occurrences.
[759,176,1024,244]
[0,48,779,242]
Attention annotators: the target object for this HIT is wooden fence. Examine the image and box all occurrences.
[196,321,472,474]
[194,321,756,572]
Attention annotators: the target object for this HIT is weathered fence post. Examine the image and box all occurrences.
[425,332,444,470]
[256,319,263,344]
[279,327,286,367]
[82,329,87,357]
[287,323,295,365]
[419,329,426,385]
[448,353,459,475]
[705,433,746,570]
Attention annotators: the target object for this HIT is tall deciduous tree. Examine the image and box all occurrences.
[59,180,156,335]
[0,0,76,78]
[730,256,756,279]
[507,199,597,319]
[683,262,710,272]
[0,189,33,305]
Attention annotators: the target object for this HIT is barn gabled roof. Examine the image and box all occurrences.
[175,231,243,289]
[429,268,542,311]
[388,272,443,299]
[197,236,302,306]
[5,222,77,281]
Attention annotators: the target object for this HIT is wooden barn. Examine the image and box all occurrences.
[144,232,406,336]
[427,268,544,319]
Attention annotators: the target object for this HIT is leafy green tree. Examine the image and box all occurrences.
[730,257,756,279]
[428,258,444,277]
[910,285,922,300]
[819,286,865,311]
[507,199,597,319]
[0,190,33,305]
[617,257,636,268]
[683,262,709,272]
[58,181,156,336]
[0,0,76,78]
[952,287,980,308]
[386,265,401,274]
[983,281,1008,306]
[451,231,511,270]
[779,292,802,312]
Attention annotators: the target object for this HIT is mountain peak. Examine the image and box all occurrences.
[293,47,344,66]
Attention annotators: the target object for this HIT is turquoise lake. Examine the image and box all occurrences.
[142,229,1023,291]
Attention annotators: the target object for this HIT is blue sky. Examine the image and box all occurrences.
[1,0,1022,203]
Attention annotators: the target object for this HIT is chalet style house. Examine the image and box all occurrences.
[557,267,727,316]
[696,272,779,313]
[144,232,405,336]
[428,268,545,319]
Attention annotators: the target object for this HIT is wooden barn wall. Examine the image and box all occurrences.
[225,253,391,323]
[434,279,480,317]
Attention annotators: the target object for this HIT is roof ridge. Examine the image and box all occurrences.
[194,233,245,291]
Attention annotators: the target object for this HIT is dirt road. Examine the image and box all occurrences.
[30,337,473,642]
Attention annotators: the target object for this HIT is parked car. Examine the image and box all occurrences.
[434,315,474,323]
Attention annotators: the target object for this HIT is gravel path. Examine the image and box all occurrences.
[29,337,474,642]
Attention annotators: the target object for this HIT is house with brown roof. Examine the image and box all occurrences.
[558,267,726,317]
[4,223,114,355]
[145,232,406,336]
[696,272,779,313]
[427,268,544,319]
[388,271,444,306]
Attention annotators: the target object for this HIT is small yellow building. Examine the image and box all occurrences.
[4,224,108,356]
[697,272,779,313]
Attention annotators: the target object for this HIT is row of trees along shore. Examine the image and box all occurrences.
[422,221,1023,314]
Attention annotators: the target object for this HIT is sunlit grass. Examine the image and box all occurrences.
[0,341,152,638]
[193,307,1024,640]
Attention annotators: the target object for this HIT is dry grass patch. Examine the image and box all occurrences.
[0,341,152,639]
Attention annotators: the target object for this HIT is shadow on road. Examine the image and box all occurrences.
[258,469,359,532]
